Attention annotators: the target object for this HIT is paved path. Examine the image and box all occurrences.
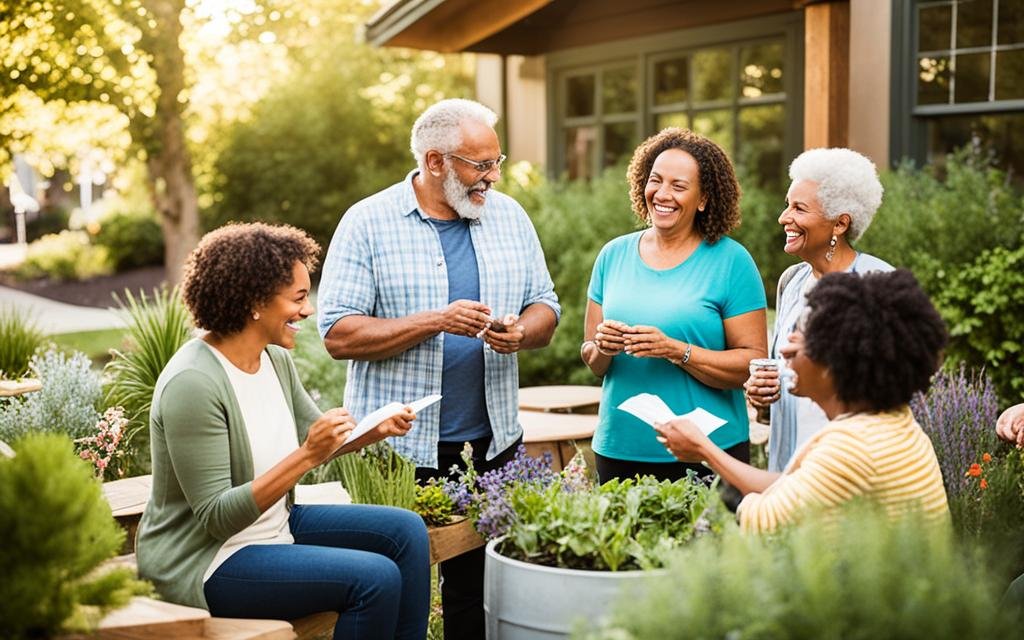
[0,285,126,334]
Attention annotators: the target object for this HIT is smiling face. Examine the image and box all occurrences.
[643,148,706,234]
[253,260,314,350]
[442,119,502,219]
[778,179,842,260]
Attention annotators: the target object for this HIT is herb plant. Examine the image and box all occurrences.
[0,306,46,380]
[311,441,417,510]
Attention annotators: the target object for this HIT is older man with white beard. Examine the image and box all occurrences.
[318,98,559,638]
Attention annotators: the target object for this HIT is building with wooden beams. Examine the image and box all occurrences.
[366,0,1024,183]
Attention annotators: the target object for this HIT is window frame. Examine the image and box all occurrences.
[890,0,1024,165]
[546,12,804,181]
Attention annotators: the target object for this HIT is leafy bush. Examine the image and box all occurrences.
[859,148,1024,296]
[24,204,70,242]
[500,474,729,571]
[0,306,45,379]
[15,230,112,281]
[291,313,346,411]
[414,483,456,527]
[92,208,164,271]
[585,504,1017,640]
[0,348,102,443]
[730,172,796,303]
[103,287,193,475]
[935,245,1024,402]
[0,433,152,637]
[309,441,417,510]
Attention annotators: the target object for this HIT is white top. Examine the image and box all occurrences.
[202,345,298,581]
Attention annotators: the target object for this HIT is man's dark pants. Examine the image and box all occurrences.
[415,435,521,640]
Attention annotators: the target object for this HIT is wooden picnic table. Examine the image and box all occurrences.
[518,385,601,413]
[520,410,598,471]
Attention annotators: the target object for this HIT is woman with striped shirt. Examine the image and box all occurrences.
[655,270,949,533]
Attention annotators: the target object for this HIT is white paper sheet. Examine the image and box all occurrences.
[345,393,442,444]
[617,393,727,436]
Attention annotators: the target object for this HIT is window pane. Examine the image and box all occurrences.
[918,55,952,104]
[656,112,689,130]
[956,0,994,49]
[692,110,733,153]
[692,48,733,103]
[738,104,785,189]
[566,75,596,118]
[740,42,785,98]
[654,57,688,106]
[603,66,638,114]
[954,51,991,102]
[564,126,597,180]
[925,112,1024,182]
[919,3,953,51]
[998,0,1024,44]
[995,48,1024,99]
[604,122,638,168]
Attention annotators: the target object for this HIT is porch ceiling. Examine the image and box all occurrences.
[366,0,800,55]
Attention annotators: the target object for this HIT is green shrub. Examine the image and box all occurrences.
[291,313,346,411]
[0,306,45,379]
[24,204,70,242]
[585,504,1017,640]
[501,474,730,571]
[0,433,152,637]
[0,348,102,443]
[92,209,164,271]
[103,287,193,475]
[859,148,1024,296]
[15,230,112,281]
[309,441,417,510]
[935,245,1024,402]
[731,172,796,303]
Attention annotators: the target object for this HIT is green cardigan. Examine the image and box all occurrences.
[136,338,322,609]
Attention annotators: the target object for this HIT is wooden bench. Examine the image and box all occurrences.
[518,384,601,413]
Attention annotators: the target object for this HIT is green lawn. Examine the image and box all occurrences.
[50,328,128,367]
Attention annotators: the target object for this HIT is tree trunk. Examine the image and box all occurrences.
[141,0,199,285]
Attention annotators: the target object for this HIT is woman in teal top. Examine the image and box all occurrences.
[581,128,768,482]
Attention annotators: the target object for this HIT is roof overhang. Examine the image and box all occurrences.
[365,0,555,53]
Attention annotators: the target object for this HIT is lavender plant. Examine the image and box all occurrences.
[911,365,1000,499]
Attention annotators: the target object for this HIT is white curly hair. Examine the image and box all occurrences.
[788,148,883,241]
[410,99,498,171]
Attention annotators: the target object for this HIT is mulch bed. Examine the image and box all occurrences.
[0,266,167,309]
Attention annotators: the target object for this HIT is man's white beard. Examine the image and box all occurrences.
[442,169,486,220]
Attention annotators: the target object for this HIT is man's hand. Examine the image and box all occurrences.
[441,300,492,338]
[623,325,685,362]
[484,313,525,354]
[652,419,711,463]
[302,408,355,467]
[996,403,1024,447]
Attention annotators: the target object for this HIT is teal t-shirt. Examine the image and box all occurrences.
[587,231,767,462]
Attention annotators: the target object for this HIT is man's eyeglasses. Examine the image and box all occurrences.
[445,153,507,174]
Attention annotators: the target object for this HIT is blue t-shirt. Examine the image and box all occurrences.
[430,218,492,442]
[587,231,767,462]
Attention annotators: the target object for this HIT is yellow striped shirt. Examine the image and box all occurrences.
[738,406,949,534]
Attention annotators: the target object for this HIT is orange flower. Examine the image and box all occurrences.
[980,479,989,490]
[982,453,992,463]
[966,463,983,477]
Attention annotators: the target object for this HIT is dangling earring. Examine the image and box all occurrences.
[825,235,838,262]
[252,311,260,321]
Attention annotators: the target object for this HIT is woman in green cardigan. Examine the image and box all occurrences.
[136,223,430,640]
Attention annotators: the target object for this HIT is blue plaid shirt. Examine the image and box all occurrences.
[317,171,560,468]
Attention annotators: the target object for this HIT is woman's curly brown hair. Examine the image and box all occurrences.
[626,127,741,243]
[182,222,320,335]
[803,269,948,412]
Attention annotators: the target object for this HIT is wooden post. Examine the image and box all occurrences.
[803,0,850,149]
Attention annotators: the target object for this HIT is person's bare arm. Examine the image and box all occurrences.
[323,300,491,361]
[625,309,768,389]
[654,419,780,494]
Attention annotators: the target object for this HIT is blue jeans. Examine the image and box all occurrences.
[204,504,430,640]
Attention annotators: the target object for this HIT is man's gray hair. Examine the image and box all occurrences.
[788,148,884,241]
[410,99,498,170]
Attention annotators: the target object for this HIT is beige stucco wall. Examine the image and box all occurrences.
[475,54,547,167]
[848,0,892,169]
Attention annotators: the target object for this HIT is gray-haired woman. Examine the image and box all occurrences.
[744,148,893,473]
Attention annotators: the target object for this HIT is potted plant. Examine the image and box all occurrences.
[438,446,730,638]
